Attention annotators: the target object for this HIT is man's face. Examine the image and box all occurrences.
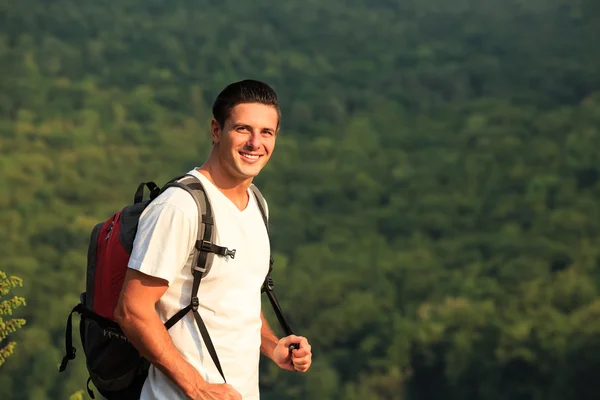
[212,102,279,182]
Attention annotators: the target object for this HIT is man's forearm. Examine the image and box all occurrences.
[117,311,206,398]
[260,311,279,361]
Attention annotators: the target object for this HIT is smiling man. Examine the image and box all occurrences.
[114,80,312,400]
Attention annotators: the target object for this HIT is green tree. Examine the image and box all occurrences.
[0,270,26,366]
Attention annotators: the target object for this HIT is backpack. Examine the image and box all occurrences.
[58,173,295,399]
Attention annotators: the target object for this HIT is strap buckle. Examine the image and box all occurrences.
[198,240,212,252]
[265,276,274,291]
[197,240,236,259]
[225,248,236,259]
[192,296,199,311]
[193,265,207,273]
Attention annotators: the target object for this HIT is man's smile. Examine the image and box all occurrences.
[239,151,263,162]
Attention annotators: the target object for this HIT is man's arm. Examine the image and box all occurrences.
[260,311,313,373]
[260,312,281,362]
[114,269,240,400]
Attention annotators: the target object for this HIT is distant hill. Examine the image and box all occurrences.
[1,0,599,399]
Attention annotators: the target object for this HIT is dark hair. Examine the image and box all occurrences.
[212,79,281,128]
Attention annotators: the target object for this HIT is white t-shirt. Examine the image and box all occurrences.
[127,169,270,400]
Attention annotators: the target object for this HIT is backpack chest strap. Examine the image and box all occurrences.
[195,240,236,259]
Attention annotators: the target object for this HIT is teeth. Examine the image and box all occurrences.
[241,153,259,159]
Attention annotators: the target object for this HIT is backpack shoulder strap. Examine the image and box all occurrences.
[250,184,273,276]
[161,174,229,383]
[249,184,297,344]
[249,183,269,229]
[163,175,236,270]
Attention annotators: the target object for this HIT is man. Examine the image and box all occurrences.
[114,80,312,400]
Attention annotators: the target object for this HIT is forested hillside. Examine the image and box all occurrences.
[1,0,600,399]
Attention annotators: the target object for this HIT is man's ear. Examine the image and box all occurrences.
[210,119,221,144]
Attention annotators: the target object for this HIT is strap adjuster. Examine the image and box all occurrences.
[198,240,212,252]
[261,276,275,293]
[197,240,213,253]
[192,297,199,311]
[193,265,207,273]
[196,240,236,259]
[225,248,236,259]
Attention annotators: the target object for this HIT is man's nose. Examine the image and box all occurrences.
[247,132,261,150]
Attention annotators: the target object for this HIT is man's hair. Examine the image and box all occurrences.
[212,79,281,128]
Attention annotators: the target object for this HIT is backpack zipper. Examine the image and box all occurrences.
[105,220,115,240]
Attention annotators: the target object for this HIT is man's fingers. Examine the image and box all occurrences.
[229,389,242,400]
[225,387,240,400]
[281,334,303,347]
[291,342,312,371]
[292,337,310,352]
[292,337,311,358]
[292,350,312,363]
[277,335,313,373]
[292,357,310,366]
[294,360,310,372]
[292,347,309,357]
[220,384,241,400]
[299,336,310,348]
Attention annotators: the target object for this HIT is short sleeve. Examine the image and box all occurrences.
[128,199,197,285]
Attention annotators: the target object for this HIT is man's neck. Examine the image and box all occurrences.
[195,160,251,211]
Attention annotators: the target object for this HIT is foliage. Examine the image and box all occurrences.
[0,271,26,367]
[1,0,599,399]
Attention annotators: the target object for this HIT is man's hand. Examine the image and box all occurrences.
[192,383,241,400]
[116,270,241,399]
[272,335,312,373]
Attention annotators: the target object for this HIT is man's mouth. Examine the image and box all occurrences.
[239,151,263,161]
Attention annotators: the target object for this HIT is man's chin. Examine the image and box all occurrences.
[235,166,263,179]
[242,169,261,179]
